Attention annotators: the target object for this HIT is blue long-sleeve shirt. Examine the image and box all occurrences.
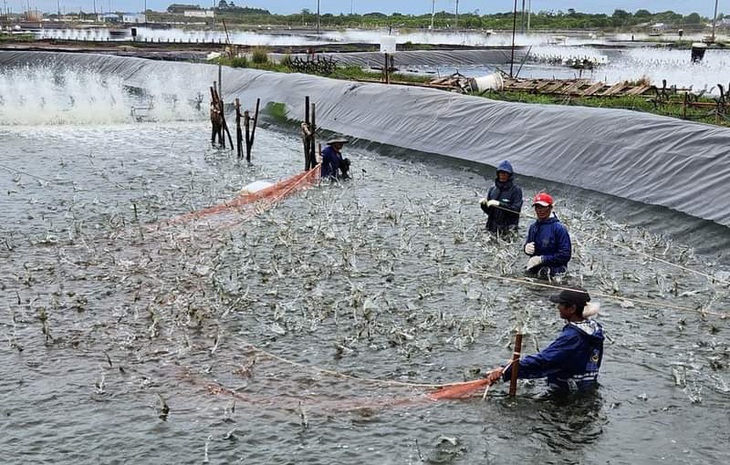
[321,145,343,180]
[524,215,572,274]
[502,320,604,394]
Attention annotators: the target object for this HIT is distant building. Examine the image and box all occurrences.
[98,13,121,23]
[122,13,146,24]
[184,10,215,18]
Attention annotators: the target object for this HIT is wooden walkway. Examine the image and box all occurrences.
[501,77,656,97]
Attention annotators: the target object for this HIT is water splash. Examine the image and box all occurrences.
[599,47,730,92]
[0,65,207,125]
[32,27,608,48]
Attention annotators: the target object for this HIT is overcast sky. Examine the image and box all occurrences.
[16,1,722,19]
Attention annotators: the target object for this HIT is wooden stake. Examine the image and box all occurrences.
[210,82,233,149]
[304,96,310,126]
[243,110,251,162]
[309,102,317,168]
[209,85,224,148]
[383,52,390,84]
[245,98,259,163]
[217,61,222,99]
[508,332,523,397]
[303,96,311,170]
[234,98,243,159]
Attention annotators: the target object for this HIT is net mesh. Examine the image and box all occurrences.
[427,379,491,400]
[165,167,320,226]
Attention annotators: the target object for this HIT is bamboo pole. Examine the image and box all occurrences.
[235,98,243,159]
[243,110,251,162]
[222,114,233,150]
[508,332,523,397]
[246,98,260,163]
[209,85,223,148]
[217,62,222,99]
[383,52,390,84]
[303,96,311,170]
[309,102,316,168]
[210,83,232,149]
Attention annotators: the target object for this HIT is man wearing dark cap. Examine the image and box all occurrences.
[321,137,351,181]
[484,287,604,396]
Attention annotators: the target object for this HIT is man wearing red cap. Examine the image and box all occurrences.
[523,192,572,279]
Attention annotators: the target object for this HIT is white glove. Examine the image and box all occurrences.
[486,200,500,208]
[524,242,535,255]
[479,198,488,205]
[526,255,543,270]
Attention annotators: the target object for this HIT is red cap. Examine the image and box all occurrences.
[533,192,554,207]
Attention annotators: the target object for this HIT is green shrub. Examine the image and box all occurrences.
[228,56,249,68]
[251,48,269,64]
[263,102,288,122]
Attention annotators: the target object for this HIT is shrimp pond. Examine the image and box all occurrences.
[0,121,728,464]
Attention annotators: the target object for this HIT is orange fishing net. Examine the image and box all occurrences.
[165,167,320,225]
[427,379,491,400]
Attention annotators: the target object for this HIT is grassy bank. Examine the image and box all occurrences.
[0,33,35,42]
[218,51,728,128]
[480,90,730,127]
[217,51,431,84]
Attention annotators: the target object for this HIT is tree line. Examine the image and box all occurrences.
[161,4,723,31]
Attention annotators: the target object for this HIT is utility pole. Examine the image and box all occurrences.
[316,0,320,34]
[527,0,531,31]
[454,0,459,31]
[510,0,518,77]
[711,0,719,42]
[430,0,435,30]
[520,0,525,34]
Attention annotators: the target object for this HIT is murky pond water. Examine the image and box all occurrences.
[1,115,728,464]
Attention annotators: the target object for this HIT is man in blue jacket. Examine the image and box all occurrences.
[479,160,523,235]
[485,287,604,396]
[320,137,351,181]
[523,192,571,279]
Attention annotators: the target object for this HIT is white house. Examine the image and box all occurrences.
[122,13,146,23]
[98,13,121,22]
[184,10,215,18]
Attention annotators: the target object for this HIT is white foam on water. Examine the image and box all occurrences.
[0,65,207,126]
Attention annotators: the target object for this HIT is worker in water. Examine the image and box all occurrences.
[484,287,604,396]
[320,137,351,181]
[523,192,572,280]
[479,160,523,236]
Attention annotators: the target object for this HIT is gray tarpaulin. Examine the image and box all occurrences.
[270,48,524,69]
[2,51,729,227]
